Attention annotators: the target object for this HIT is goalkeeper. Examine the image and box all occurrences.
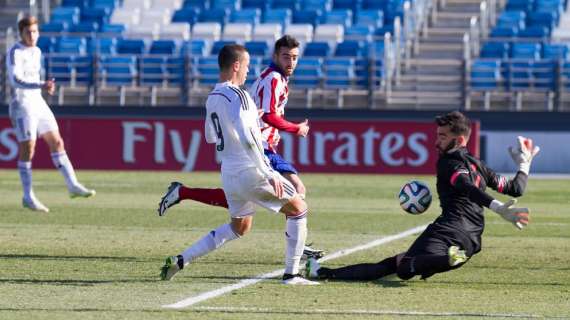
[307,111,539,281]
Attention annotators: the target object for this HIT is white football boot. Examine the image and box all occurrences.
[305,257,321,279]
[282,273,319,285]
[69,184,96,198]
[22,196,49,213]
[158,182,182,216]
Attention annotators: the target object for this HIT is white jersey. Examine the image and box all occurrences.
[205,82,275,179]
[6,42,45,103]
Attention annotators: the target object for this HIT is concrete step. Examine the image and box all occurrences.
[388,90,463,98]
[419,41,464,51]
[425,27,469,36]
[400,74,463,82]
[409,58,463,67]
[437,11,479,20]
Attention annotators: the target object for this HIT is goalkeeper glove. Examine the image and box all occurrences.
[508,136,540,175]
[489,199,530,230]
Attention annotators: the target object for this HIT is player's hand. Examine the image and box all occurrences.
[508,136,540,175]
[269,175,284,199]
[489,199,530,230]
[44,79,56,96]
[297,119,309,137]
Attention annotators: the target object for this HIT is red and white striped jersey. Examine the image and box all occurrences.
[248,63,290,150]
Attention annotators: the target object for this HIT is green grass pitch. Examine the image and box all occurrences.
[0,169,569,319]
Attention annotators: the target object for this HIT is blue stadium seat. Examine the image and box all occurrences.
[263,8,292,27]
[196,56,220,86]
[100,23,125,34]
[140,56,165,86]
[245,41,269,56]
[74,55,94,85]
[303,41,331,56]
[172,8,200,25]
[272,0,300,10]
[527,11,557,31]
[497,10,526,29]
[291,57,322,88]
[246,56,262,85]
[81,7,110,26]
[470,59,501,90]
[293,9,323,26]
[69,21,99,33]
[92,0,117,10]
[117,39,146,54]
[100,55,137,86]
[56,36,87,54]
[519,26,549,38]
[61,0,88,8]
[230,8,261,24]
[303,0,332,11]
[211,0,241,11]
[150,40,177,54]
[374,25,394,37]
[490,26,518,38]
[50,7,80,24]
[332,0,361,12]
[533,60,556,90]
[323,9,353,28]
[510,42,541,59]
[480,42,510,59]
[369,40,385,57]
[183,0,210,10]
[354,58,369,87]
[211,40,236,55]
[355,9,384,28]
[41,22,69,33]
[181,40,207,56]
[198,8,230,26]
[506,0,533,11]
[505,60,533,89]
[89,37,116,54]
[334,40,366,57]
[344,25,373,41]
[542,43,568,59]
[242,0,270,10]
[166,57,186,85]
[324,58,354,88]
[48,55,73,83]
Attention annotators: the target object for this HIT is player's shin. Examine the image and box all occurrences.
[180,223,240,266]
[51,151,79,189]
[17,161,33,198]
[284,211,308,275]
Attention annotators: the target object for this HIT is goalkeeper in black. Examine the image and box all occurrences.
[306,111,540,281]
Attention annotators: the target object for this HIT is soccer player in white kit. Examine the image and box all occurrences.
[7,16,95,212]
[160,44,318,285]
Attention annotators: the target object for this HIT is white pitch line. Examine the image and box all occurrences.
[162,224,428,309]
[191,306,548,319]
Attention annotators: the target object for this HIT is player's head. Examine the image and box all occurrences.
[218,44,250,85]
[435,111,472,154]
[273,35,299,76]
[18,15,39,47]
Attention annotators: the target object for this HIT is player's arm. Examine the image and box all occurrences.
[7,48,44,89]
[445,160,530,229]
[481,164,527,197]
[259,77,308,136]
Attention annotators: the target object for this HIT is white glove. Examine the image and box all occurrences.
[508,136,540,175]
[489,199,530,230]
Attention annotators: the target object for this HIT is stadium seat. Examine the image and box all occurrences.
[518,26,549,38]
[196,56,220,86]
[323,9,353,28]
[211,0,241,10]
[192,22,222,43]
[480,42,510,59]
[293,9,323,26]
[344,25,373,41]
[263,8,292,27]
[172,8,199,25]
[497,10,526,30]
[355,9,384,28]
[50,7,80,25]
[252,23,282,46]
[41,22,69,33]
[160,23,191,40]
[314,24,344,49]
[140,56,166,86]
[490,26,518,38]
[511,42,541,59]
[334,40,365,57]
[111,9,140,28]
[506,0,533,11]
[303,0,332,11]
[323,57,354,88]
[117,39,146,54]
[56,36,87,54]
[99,55,137,86]
[89,37,117,54]
[245,41,270,56]
[198,8,230,26]
[291,57,323,88]
[284,24,314,48]
[542,43,568,59]
[303,41,331,57]
[70,22,99,33]
[222,23,253,42]
[470,59,501,91]
[181,39,207,56]
[81,7,110,26]
[242,0,269,10]
[100,23,126,35]
[533,60,556,90]
[149,40,178,54]
[61,0,88,7]
[230,9,261,24]
[332,0,361,12]
[211,40,237,55]
[272,0,300,10]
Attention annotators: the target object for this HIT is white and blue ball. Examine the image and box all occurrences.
[398,180,432,215]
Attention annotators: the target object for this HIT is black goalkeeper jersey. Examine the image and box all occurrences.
[432,147,527,254]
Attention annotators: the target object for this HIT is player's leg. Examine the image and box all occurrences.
[157,182,228,216]
[282,172,306,199]
[41,129,95,198]
[307,253,404,281]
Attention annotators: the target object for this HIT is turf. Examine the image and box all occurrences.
[0,169,569,319]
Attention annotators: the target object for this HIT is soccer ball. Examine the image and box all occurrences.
[398,180,432,215]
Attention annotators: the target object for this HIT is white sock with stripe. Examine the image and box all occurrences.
[284,211,308,275]
[51,152,79,190]
[181,223,240,266]
[17,161,33,200]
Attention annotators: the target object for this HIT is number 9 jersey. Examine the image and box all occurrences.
[205,81,275,179]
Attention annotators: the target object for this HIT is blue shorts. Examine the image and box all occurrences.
[264,149,298,175]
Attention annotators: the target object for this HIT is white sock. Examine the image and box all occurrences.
[51,151,79,190]
[17,161,33,199]
[284,211,308,275]
[181,223,240,266]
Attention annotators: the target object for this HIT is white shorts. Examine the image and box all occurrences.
[9,98,59,142]
[222,167,297,218]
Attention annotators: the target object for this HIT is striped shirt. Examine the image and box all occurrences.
[248,63,290,150]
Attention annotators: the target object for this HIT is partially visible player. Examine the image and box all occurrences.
[160,44,318,285]
[306,111,539,281]
[7,16,95,212]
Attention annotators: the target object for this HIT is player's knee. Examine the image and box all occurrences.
[396,257,415,280]
[230,218,252,236]
[282,197,308,218]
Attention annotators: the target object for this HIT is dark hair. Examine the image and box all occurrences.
[435,111,471,138]
[18,15,38,34]
[274,35,300,54]
[218,44,247,71]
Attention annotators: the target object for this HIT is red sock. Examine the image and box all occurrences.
[179,186,228,208]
